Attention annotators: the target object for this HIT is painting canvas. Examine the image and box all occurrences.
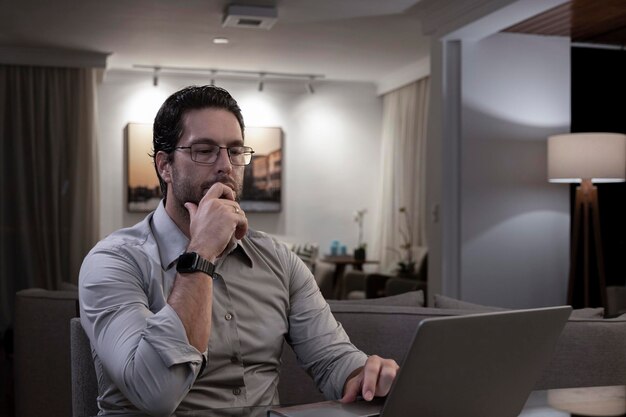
[241,127,283,212]
[126,123,161,212]
[126,124,282,213]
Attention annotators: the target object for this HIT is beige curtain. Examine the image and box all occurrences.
[0,65,99,330]
[373,77,430,273]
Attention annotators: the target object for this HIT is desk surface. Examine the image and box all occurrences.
[521,385,626,416]
[94,386,626,416]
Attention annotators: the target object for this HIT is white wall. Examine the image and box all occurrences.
[459,32,571,307]
[97,71,382,255]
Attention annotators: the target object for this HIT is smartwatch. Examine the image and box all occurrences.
[176,252,216,277]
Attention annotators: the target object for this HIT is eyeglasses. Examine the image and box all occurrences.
[175,144,255,166]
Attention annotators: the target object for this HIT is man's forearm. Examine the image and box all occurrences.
[167,272,213,352]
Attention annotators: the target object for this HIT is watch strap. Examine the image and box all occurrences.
[194,255,216,277]
[177,252,216,277]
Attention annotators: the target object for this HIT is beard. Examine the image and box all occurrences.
[169,167,243,215]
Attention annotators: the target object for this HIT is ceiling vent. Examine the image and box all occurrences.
[222,5,278,30]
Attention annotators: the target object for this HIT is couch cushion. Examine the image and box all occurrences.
[435,294,605,319]
[537,314,626,389]
[330,290,424,307]
[434,294,506,311]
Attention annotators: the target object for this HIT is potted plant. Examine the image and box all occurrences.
[353,209,367,261]
[389,207,416,276]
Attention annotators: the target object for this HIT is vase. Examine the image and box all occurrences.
[354,247,366,261]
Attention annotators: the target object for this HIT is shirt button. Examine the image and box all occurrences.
[233,387,241,396]
[225,313,233,321]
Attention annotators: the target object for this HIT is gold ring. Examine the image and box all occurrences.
[234,207,240,214]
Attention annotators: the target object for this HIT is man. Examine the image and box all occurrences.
[79,85,398,416]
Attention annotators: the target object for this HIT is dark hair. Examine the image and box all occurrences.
[152,85,245,200]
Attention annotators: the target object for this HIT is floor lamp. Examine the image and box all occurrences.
[548,133,626,308]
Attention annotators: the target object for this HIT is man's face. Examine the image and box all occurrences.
[166,108,245,208]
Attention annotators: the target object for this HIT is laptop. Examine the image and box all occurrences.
[268,306,571,417]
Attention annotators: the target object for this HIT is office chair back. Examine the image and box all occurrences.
[70,318,99,417]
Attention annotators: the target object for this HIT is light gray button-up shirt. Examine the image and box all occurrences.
[79,202,367,416]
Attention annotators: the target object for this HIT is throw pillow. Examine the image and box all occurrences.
[433,294,505,312]
[435,294,603,318]
[332,290,424,307]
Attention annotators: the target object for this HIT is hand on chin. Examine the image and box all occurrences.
[184,182,248,260]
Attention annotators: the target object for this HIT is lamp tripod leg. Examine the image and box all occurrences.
[568,187,583,306]
[590,186,607,308]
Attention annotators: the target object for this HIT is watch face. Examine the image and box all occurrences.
[177,252,197,270]
[177,251,215,276]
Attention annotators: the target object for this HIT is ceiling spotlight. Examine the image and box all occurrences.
[212,37,229,45]
[304,76,316,94]
[258,73,265,92]
[152,67,160,87]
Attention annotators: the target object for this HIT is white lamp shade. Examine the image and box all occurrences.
[547,132,626,183]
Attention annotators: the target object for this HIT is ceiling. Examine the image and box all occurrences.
[0,0,431,83]
[505,0,626,46]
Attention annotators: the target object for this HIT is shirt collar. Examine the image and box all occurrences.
[227,239,254,268]
[151,201,189,271]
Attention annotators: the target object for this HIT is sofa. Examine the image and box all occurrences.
[14,289,626,416]
[278,293,626,405]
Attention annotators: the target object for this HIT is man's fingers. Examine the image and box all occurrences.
[203,182,236,201]
[341,358,399,404]
[360,356,400,400]
[339,370,362,403]
[361,357,382,401]
[234,214,248,240]
[340,385,358,403]
[184,202,198,218]
[375,361,398,397]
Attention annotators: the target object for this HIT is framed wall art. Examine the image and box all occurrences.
[241,127,283,212]
[125,123,283,213]
[125,123,161,212]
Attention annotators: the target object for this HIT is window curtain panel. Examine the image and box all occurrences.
[0,65,99,330]
[373,77,430,273]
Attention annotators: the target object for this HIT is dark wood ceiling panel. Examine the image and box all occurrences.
[503,0,626,46]
[504,2,570,37]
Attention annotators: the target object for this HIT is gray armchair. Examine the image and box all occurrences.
[341,251,428,300]
[385,277,427,299]
[14,288,79,417]
[342,272,394,300]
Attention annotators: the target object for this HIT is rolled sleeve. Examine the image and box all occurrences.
[80,246,202,415]
[144,304,205,368]
[281,247,368,399]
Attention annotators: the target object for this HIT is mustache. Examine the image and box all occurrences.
[201,176,240,199]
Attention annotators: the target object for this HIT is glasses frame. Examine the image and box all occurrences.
[175,144,255,166]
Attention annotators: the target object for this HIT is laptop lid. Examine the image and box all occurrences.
[380,306,571,417]
[269,306,571,417]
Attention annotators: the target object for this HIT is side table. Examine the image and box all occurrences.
[319,256,379,299]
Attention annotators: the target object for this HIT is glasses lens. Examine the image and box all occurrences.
[229,146,254,166]
[191,144,219,164]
